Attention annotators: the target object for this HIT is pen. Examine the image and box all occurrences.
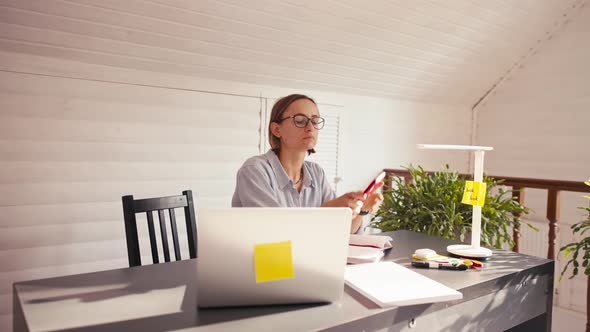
[411,261,468,271]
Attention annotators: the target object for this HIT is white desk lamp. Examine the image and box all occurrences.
[417,144,494,259]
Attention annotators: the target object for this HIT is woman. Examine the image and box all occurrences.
[231,94,383,233]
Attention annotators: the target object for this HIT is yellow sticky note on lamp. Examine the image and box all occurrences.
[254,240,294,283]
[462,181,487,206]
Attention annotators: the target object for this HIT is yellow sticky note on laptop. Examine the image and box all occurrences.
[254,240,294,283]
[462,181,486,206]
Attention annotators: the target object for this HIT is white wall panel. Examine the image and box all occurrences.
[0,140,252,163]
[0,161,241,184]
[476,3,590,317]
[307,108,341,191]
[338,98,472,194]
[0,61,261,331]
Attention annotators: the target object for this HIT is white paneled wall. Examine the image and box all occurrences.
[303,106,342,191]
[338,99,473,194]
[0,65,261,330]
[476,2,590,322]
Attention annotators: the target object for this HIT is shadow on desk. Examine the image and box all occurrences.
[47,304,324,332]
[20,260,327,332]
[23,261,190,305]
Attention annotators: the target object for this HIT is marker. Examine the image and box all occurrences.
[411,261,468,271]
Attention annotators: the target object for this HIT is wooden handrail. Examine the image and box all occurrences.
[511,188,525,253]
[383,169,590,193]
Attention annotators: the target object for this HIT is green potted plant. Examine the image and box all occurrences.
[369,165,533,249]
[559,180,590,280]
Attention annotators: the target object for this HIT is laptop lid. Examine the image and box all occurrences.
[196,207,352,308]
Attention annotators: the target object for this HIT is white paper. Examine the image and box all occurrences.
[345,262,463,307]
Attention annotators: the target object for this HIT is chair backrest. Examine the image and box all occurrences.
[122,190,197,267]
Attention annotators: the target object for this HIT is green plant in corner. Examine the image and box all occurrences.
[369,165,534,249]
[559,180,590,280]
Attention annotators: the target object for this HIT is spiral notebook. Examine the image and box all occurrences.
[344,261,462,307]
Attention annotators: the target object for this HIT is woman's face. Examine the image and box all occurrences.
[272,99,320,153]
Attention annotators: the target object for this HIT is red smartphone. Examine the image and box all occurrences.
[363,171,386,195]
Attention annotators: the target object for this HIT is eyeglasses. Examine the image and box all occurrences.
[278,113,325,130]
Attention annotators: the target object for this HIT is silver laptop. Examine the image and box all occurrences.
[196,207,352,308]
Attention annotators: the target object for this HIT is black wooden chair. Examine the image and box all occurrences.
[122,190,197,267]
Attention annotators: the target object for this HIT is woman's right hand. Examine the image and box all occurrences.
[321,191,365,216]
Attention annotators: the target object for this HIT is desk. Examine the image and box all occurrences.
[13,230,553,332]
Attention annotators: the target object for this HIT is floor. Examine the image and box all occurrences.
[554,306,585,331]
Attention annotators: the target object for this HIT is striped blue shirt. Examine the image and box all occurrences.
[231,150,336,207]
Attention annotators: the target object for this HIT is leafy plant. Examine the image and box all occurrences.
[369,165,533,249]
[559,181,590,280]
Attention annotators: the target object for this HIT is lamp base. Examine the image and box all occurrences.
[446,244,493,259]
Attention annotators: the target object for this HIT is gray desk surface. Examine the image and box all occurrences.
[13,230,554,332]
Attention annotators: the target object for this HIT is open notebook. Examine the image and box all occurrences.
[345,261,463,307]
[347,234,392,264]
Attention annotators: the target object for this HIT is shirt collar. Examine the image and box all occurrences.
[265,150,315,190]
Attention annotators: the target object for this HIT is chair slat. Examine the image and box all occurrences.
[158,209,171,262]
[134,196,188,213]
[183,190,198,259]
[169,209,181,261]
[146,211,159,264]
[122,195,141,267]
